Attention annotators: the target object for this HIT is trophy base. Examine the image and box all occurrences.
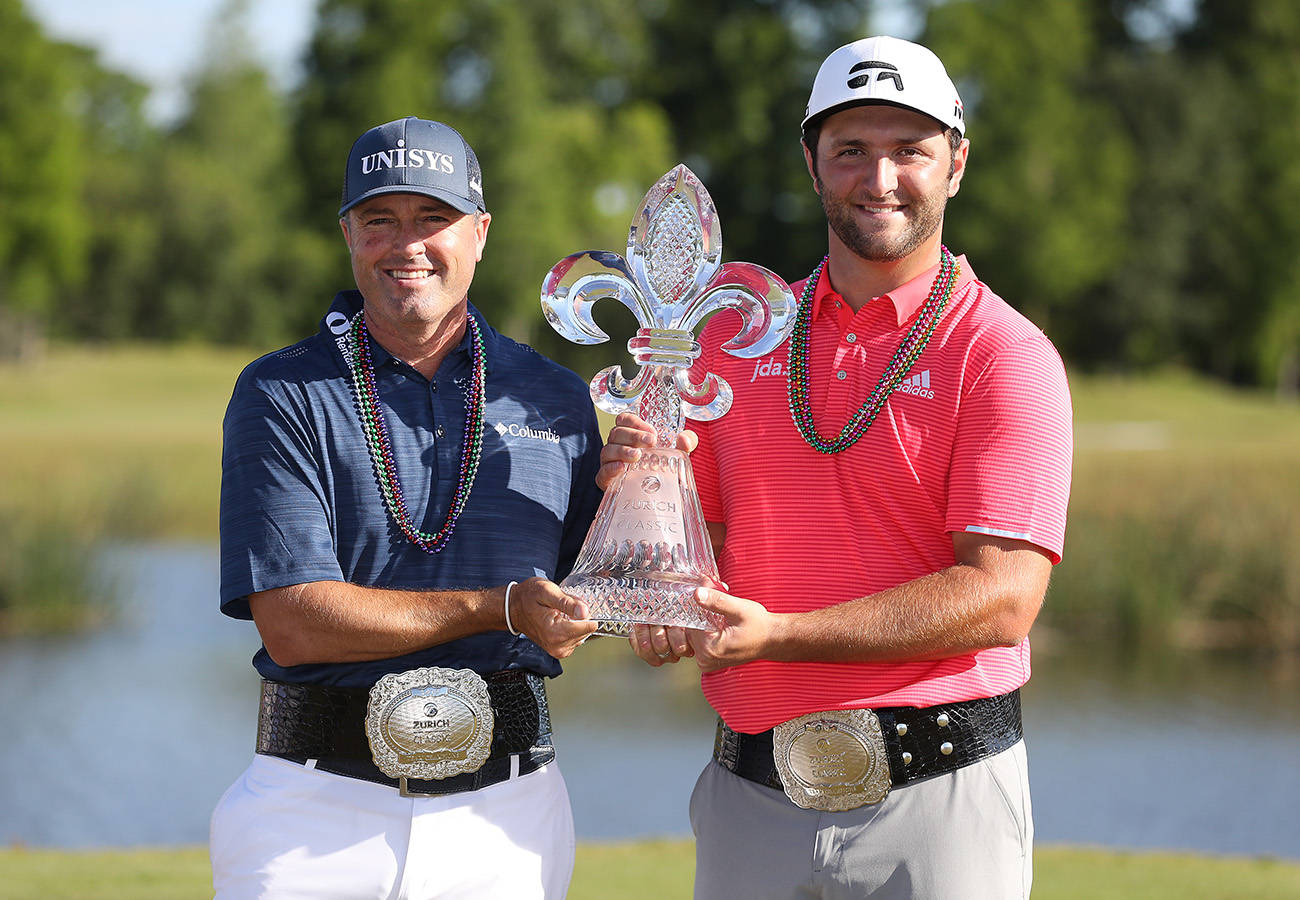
[561,571,721,637]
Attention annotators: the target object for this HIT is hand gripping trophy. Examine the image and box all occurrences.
[541,165,795,635]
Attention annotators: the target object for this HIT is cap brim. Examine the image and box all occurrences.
[802,98,962,135]
[338,185,480,218]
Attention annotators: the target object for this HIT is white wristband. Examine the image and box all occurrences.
[504,581,520,635]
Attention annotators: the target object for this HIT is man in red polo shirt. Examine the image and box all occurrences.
[599,35,1072,899]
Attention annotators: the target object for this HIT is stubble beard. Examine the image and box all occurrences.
[817,174,949,263]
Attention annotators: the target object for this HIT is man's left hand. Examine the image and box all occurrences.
[597,412,698,491]
[628,622,695,667]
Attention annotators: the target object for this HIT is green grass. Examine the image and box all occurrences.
[2,346,1299,646]
[0,844,1296,899]
[1051,370,1300,651]
[1071,368,1300,450]
[0,847,214,900]
[1033,847,1300,899]
[0,343,261,633]
[0,342,259,539]
[4,347,1296,540]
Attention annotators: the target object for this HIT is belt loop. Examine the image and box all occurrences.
[510,754,520,780]
[714,718,743,771]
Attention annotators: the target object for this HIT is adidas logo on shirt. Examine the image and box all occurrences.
[895,369,935,399]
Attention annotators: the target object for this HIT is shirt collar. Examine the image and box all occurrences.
[808,253,976,327]
[324,290,497,375]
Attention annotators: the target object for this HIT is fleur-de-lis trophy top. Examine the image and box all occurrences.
[539,165,796,636]
[542,164,796,447]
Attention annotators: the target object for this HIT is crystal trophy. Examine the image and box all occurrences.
[541,165,796,635]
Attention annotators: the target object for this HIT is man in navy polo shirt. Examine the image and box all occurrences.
[211,117,603,899]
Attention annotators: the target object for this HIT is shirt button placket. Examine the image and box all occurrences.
[429,380,448,488]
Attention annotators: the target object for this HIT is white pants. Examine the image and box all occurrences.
[210,754,575,900]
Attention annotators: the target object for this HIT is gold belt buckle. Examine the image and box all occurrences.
[365,667,494,789]
[772,708,892,811]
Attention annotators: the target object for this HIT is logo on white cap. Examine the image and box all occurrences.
[849,60,903,91]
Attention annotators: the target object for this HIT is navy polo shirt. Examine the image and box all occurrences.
[219,291,603,688]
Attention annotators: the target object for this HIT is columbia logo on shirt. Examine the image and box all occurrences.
[494,422,561,444]
[895,369,935,399]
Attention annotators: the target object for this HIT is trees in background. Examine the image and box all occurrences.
[293,0,677,362]
[1,0,332,347]
[926,0,1137,357]
[626,0,866,292]
[0,0,90,353]
[0,0,1296,393]
[1181,0,1300,392]
[148,0,333,344]
[927,0,1300,393]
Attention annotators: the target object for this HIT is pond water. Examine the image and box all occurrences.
[1,544,1296,858]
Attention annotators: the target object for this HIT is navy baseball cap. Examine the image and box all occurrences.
[339,117,486,218]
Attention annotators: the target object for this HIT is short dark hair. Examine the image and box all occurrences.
[343,204,485,229]
[802,117,964,178]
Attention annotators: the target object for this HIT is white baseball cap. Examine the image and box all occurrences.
[802,36,965,135]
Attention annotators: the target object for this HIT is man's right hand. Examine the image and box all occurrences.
[507,578,599,659]
[596,412,698,490]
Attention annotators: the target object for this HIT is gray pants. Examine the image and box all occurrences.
[690,740,1033,900]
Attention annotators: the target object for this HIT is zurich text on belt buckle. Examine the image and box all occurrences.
[365,667,494,796]
[772,708,892,811]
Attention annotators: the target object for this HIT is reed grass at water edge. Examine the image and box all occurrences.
[1,347,1297,660]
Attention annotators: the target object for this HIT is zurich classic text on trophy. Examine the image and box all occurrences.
[541,165,796,636]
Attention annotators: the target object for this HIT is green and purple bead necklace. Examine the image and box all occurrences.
[787,245,959,454]
[347,313,486,553]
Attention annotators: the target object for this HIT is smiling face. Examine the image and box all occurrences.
[339,193,491,338]
[805,104,967,266]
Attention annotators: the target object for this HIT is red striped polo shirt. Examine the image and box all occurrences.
[687,254,1073,733]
